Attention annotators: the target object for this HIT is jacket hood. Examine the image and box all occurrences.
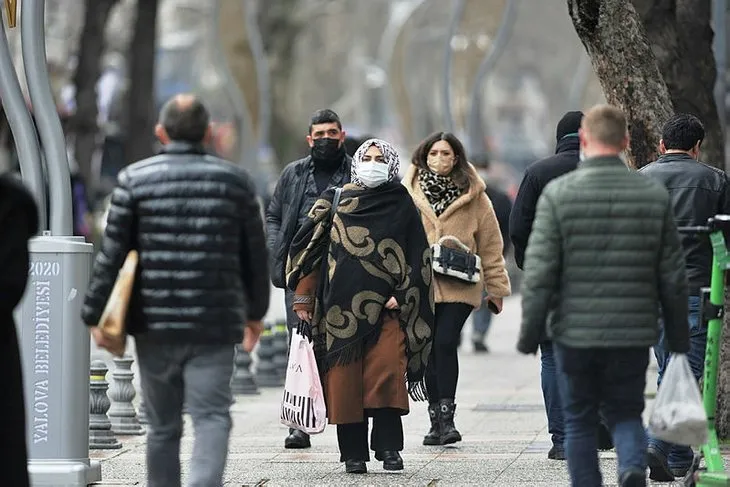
[555,135,580,155]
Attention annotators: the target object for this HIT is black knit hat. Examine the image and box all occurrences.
[556,111,584,142]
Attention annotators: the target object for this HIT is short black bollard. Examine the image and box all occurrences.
[272,322,289,381]
[255,323,283,387]
[89,360,122,449]
[231,344,260,395]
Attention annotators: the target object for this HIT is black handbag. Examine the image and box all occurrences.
[431,236,481,284]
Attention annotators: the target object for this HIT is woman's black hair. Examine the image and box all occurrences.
[411,132,470,190]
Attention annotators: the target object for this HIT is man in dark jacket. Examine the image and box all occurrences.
[518,105,690,487]
[509,111,584,460]
[640,113,730,481]
[0,174,38,487]
[469,153,512,352]
[82,94,270,487]
[265,108,351,449]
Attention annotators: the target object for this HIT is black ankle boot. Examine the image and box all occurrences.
[423,403,441,446]
[345,459,367,474]
[375,451,403,471]
[438,399,462,445]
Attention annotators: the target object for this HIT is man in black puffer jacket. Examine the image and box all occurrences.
[266,108,351,449]
[82,94,270,487]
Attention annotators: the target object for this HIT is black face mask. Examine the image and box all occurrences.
[311,137,344,169]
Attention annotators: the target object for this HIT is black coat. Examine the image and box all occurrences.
[485,185,512,255]
[640,153,730,293]
[0,174,38,487]
[81,142,270,344]
[509,136,580,269]
[265,154,352,288]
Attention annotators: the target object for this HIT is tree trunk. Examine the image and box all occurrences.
[123,0,159,166]
[71,0,118,195]
[633,0,730,438]
[567,0,674,168]
[633,0,724,170]
[571,0,730,440]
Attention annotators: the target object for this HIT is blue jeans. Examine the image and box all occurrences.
[555,344,649,486]
[471,290,492,342]
[648,295,704,470]
[540,341,565,449]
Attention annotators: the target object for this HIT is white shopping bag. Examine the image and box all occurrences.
[648,353,708,446]
[280,330,327,434]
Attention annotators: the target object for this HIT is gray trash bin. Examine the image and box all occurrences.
[14,234,101,486]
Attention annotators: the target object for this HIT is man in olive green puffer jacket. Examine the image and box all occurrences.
[517,105,690,487]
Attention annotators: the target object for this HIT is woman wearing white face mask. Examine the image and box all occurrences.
[403,132,511,446]
[286,138,435,474]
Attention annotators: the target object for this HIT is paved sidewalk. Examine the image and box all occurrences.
[92,295,694,486]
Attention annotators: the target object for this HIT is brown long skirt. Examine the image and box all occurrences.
[323,315,409,424]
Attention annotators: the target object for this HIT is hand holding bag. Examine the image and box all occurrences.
[648,353,708,446]
[97,250,138,357]
[280,324,327,434]
[431,235,481,284]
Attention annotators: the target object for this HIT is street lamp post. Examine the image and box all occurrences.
[0,2,46,230]
[466,0,519,156]
[13,1,97,485]
[210,0,257,166]
[244,0,272,149]
[376,0,425,140]
[441,0,466,133]
[21,0,71,235]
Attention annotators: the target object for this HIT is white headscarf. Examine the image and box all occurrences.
[351,138,400,188]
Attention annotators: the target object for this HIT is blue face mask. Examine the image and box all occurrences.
[356,162,389,188]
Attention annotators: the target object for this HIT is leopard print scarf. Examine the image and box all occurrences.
[418,168,462,216]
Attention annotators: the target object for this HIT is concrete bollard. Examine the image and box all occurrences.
[272,322,289,381]
[231,344,260,395]
[108,355,145,436]
[88,360,122,450]
[254,323,283,387]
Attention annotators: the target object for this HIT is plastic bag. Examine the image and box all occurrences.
[648,353,708,446]
[280,330,327,434]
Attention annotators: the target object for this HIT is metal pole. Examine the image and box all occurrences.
[210,0,256,166]
[377,0,425,140]
[0,10,47,231]
[244,0,272,148]
[566,53,591,111]
[14,3,98,485]
[441,0,465,133]
[466,0,519,155]
[22,0,72,236]
[713,0,726,131]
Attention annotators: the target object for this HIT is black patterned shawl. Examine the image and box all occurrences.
[286,182,435,400]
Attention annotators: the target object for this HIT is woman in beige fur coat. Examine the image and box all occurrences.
[403,131,511,446]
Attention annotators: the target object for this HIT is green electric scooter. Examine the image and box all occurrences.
[677,215,730,487]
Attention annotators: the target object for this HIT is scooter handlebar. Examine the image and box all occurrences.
[677,226,712,235]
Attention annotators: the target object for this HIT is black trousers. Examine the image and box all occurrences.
[337,409,404,462]
[425,302,474,401]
